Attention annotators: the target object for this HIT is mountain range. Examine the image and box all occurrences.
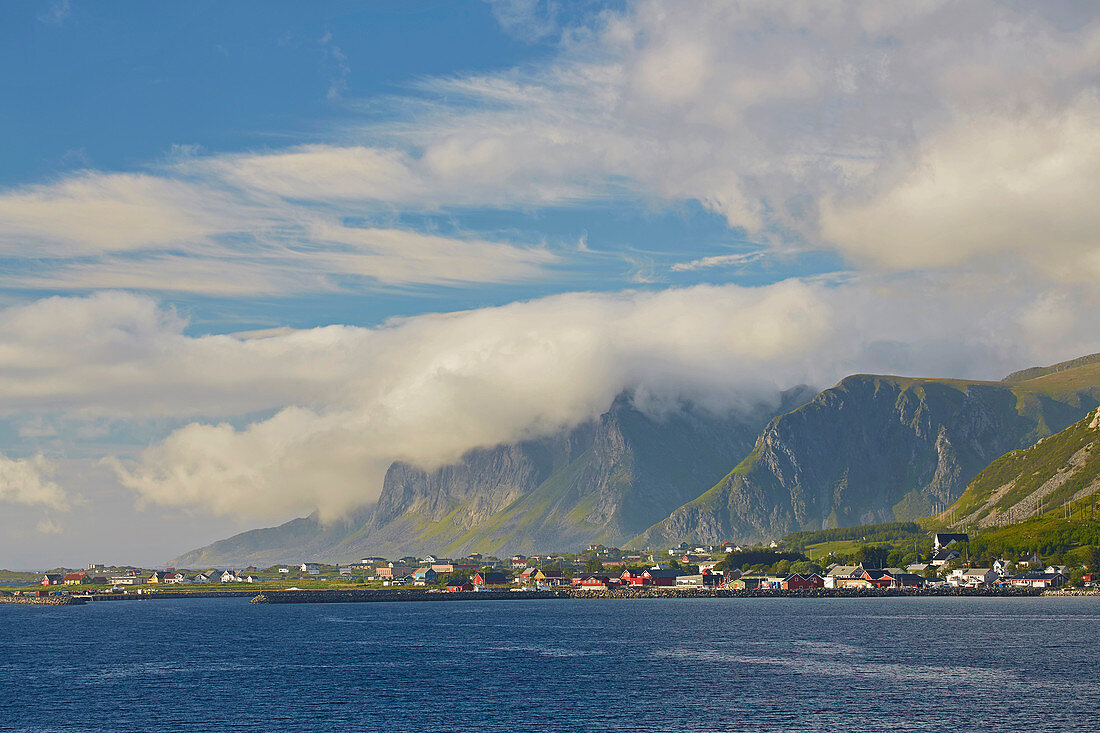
[173,354,1100,567]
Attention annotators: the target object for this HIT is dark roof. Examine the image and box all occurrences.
[934,533,969,545]
[862,570,896,580]
[932,548,960,561]
[475,572,509,584]
[644,568,684,579]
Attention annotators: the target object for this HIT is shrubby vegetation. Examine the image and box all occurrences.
[966,516,1100,568]
[782,522,924,550]
[715,549,809,574]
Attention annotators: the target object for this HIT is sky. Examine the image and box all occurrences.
[2,0,1099,569]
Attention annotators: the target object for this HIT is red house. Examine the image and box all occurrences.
[781,573,824,590]
[446,582,474,592]
[861,570,900,588]
[578,574,619,589]
[620,569,650,586]
[642,568,682,586]
[473,571,509,587]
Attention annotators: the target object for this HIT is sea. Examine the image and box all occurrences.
[1,595,1098,732]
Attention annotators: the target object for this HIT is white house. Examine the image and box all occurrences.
[949,568,997,587]
[823,565,863,589]
[109,574,145,585]
[221,570,238,582]
[300,563,321,575]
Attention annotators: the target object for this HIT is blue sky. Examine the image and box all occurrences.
[1,1,1099,567]
[3,1,548,183]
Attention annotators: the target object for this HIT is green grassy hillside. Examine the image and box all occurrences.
[944,407,1100,529]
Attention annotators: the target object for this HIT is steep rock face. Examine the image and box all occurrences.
[635,359,1100,547]
[343,389,814,558]
[172,388,812,565]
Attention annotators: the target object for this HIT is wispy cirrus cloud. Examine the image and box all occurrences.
[671,251,764,273]
[0,168,555,294]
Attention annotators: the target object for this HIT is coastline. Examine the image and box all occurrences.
[248,586,1056,604]
[8,586,1095,607]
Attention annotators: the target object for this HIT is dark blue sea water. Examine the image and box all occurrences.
[2,596,1098,732]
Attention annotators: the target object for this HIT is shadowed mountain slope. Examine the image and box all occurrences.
[632,354,1100,548]
[171,388,813,566]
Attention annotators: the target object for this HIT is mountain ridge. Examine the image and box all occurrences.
[631,356,1100,548]
[171,387,813,566]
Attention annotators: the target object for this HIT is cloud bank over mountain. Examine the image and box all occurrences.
[3,274,1096,522]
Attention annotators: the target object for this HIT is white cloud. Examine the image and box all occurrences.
[671,251,764,272]
[37,0,71,25]
[0,173,244,256]
[488,0,560,43]
[90,274,1100,522]
[36,518,63,535]
[0,452,67,510]
[0,292,369,417]
[820,98,1100,279]
[0,168,554,293]
[207,145,423,202]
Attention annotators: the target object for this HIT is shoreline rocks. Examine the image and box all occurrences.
[250,586,1047,604]
[0,595,85,605]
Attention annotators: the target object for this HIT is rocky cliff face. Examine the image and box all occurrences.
[172,388,812,565]
[634,358,1100,547]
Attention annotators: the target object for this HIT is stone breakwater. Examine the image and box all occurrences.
[251,589,570,604]
[251,586,1044,604]
[0,595,85,605]
[76,590,258,601]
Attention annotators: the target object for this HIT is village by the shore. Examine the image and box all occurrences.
[3,531,1092,605]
